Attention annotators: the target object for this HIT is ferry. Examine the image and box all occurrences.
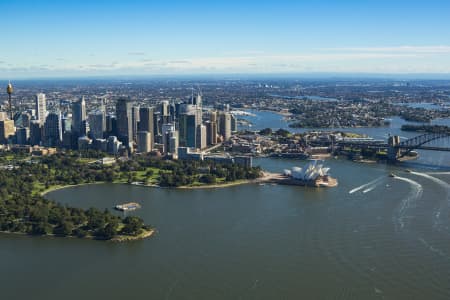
[114,202,141,212]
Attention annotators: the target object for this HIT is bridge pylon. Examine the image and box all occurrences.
[387,135,401,162]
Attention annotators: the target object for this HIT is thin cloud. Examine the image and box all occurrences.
[168,60,191,64]
[3,48,450,75]
[128,52,146,56]
[322,46,450,54]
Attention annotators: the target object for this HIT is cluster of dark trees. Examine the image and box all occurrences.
[116,153,262,187]
[258,128,291,137]
[401,124,450,133]
[158,159,262,187]
[0,153,149,240]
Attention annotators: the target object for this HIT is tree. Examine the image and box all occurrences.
[259,128,273,135]
[31,222,52,235]
[276,128,290,137]
[199,174,216,184]
[121,216,144,235]
[53,220,74,236]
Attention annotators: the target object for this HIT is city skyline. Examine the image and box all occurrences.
[2,0,450,78]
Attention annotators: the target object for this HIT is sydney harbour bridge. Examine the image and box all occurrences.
[335,132,450,162]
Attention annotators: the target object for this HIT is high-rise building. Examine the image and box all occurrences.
[61,116,71,134]
[160,100,170,116]
[71,97,86,134]
[208,111,218,145]
[35,93,47,123]
[88,111,106,139]
[193,92,202,107]
[30,120,42,146]
[230,114,238,132]
[137,131,152,153]
[169,135,178,155]
[219,112,232,141]
[132,106,140,142]
[107,136,123,155]
[105,115,116,136]
[43,112,62,147]
[15,112,31,128]
[138,107,154,133]
[162,123,178,154]
[160,100,171,125]
[205,121,218,145]
[0,120,15,144]
[116,98,133,147]
[16,127,29,145]
[0,112,7,121]
[153,111,161,136]
[185,114,197,148]
[196,124,207,149]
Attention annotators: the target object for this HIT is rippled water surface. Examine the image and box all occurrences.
[2,157,450,300]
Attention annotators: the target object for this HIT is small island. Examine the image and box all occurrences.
[401,124,450,133]
[0,150,262,241]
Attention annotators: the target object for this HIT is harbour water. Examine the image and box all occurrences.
[2,111,450,299]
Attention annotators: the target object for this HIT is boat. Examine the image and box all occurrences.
[114,202,141,212]
[389,173,396,177]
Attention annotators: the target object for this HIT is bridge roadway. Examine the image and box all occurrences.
[336,142,450,152]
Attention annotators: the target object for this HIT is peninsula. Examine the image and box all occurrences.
[0,151,261,241]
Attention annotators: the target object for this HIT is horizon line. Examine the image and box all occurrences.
[3,72,450,81]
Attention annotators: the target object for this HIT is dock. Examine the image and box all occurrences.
[114,202,141,211]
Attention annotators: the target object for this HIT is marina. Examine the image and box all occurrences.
[114,202,141,212]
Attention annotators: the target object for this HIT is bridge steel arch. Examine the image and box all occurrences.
[397,132,450,157]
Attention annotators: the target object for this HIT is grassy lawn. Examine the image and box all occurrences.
[77,158,98,164]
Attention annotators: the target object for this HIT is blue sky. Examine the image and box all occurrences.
[2,0,450,78]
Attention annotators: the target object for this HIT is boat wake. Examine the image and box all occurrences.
[410,171,450,231]
[393,176,423,230]
[426,172,450,175]
[349,176,384,194]
[362,180,384,194]
[418,237,450,260]
[410,171,450,189]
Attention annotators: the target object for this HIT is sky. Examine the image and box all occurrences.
[1,0,450,78]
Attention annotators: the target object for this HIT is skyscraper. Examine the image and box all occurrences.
[139,107,154,132]
[160,100,170,125]
[72,97,86,134]
[185,114,197,148]
[138,107,154,147]
[16,127,29,145]
[132,106,140,142]
[116,98,133,147]
[35,93,47,123]
[162,123,178,154]
[230,114,238,132]
[208,111,218,145]
[0,120,15,144]
[205,121,218,145]
[196,124,207,149]
[88,111,106,139]
[43,112,62,147]
[219,112,232,141]
[29,121,42,146]
[137,131,152,153]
